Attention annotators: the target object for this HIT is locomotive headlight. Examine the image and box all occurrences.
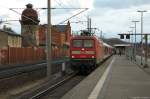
[81,48,85,51]
[92,56,95,58]
[72,56,75,58]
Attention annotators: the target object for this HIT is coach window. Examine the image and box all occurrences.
[73,40,82,47]
[84,40,94,47]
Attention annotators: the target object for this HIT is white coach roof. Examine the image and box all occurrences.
[113,44,131,47]
[103,42,113,48]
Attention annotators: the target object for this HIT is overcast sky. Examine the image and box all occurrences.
[0,0,150,40]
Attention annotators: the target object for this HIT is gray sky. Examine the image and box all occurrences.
[0,0,150,40]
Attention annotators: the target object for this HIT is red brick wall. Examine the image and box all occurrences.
[38,23,71,47]
[38,25,46,45]
[0,47,45,65]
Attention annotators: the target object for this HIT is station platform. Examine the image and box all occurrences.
[61,55,150,99]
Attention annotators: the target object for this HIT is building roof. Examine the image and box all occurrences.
[55,25,67,32]
[0,29,22,37]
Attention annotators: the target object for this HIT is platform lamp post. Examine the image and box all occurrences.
[128,31,132,60]
[137,10,147,65]
[130,26,135,60]
[144,34,149,68]
[47,0,52,78]
[132,21,139,61]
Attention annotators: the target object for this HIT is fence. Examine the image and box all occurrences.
[0,47,45,65]
[51,46,69,59]
[0,46,69,65]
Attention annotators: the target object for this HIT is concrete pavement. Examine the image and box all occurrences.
[61,56,113,99]
[99,55,150,99]
[62,55,150,99]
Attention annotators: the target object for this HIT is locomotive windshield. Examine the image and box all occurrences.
[73,39,94,48]
[84,40,94,47]
[73,40,82,47]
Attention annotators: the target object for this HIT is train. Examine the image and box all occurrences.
[70,32,113,74]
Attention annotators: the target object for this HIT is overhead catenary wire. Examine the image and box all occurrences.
[57,0,88,26]
[54,0,65,8]
[1,4,88,28]
[0,19,19,22]
[54,0,78,19]
[0,19,19,27]
[55,0,76,13]
[60,0,89,22]
[8,7,89,26]
[9,8,39,24]
[58,8,88,24]
[60,0,74,7]
[0,4,39,25]
[54,0,88,27]
[53,0,88,26]
[9,7,88,10]
[0,5,22,29]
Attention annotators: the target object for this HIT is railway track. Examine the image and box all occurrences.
[10,55,113,99]
[29,73,78,99]
[10,72,82,99]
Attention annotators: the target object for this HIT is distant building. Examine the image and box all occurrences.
[38,21,71,47]
[0,29,22,48]
[113,44,131,54]
[20,3,40,47]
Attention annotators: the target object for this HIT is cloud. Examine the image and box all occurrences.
[0,0,150,39]
[94,0,150,9]
[90,4,150,38]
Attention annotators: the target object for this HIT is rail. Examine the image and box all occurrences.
[30,72,77,99]
[11,72,77,99]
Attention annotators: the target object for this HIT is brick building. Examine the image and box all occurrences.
[38,21,71,47]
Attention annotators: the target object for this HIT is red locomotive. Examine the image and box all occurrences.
[70,32,113,73]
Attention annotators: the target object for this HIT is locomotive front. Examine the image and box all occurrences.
[70,36,96,73]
